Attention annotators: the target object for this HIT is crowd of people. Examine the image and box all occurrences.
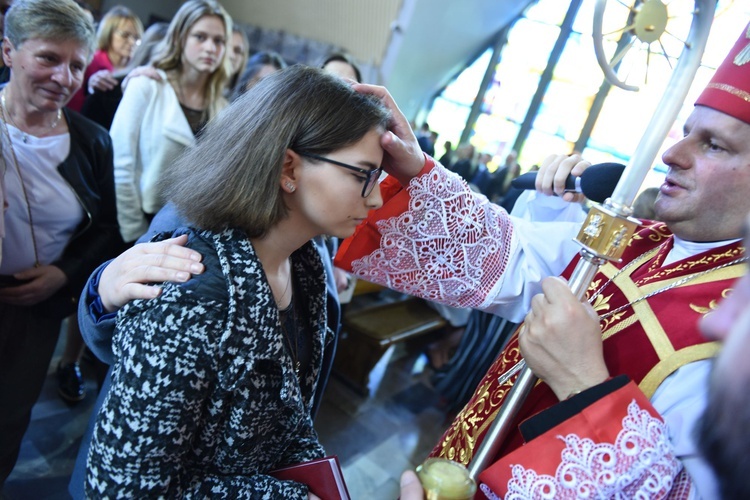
[1,0,749,497]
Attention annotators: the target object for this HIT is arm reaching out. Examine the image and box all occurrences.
[352,83,424,184]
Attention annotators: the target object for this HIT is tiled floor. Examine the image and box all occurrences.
[3,311,451,499]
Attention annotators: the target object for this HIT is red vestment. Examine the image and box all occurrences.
[336,160,745,497]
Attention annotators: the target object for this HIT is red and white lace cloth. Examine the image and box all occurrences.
[479,399,694,499]
[350,166,514,308]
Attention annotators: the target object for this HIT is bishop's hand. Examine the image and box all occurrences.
[519,276,610,401]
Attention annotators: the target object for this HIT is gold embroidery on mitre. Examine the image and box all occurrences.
[733,26,750,65]
[704,83,750,104]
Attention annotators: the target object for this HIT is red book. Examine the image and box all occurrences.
[269,455,351,500]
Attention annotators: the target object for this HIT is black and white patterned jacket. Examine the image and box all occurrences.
[86,227,331,499]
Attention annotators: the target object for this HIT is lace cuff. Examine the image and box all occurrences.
[349,164,514,309]
[480,382,685,499]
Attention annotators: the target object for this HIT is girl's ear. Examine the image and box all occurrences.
[280,149,300,193]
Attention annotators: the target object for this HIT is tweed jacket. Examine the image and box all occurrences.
[86,227,331,498]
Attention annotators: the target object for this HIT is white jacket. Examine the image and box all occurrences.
[111,70,195,242]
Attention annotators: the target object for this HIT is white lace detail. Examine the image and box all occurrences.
[498,400,682,499]
[350,166,514,308]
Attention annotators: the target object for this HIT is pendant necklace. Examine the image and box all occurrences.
[0,92,41,266]
[279,296,301,379]
[1,91,61,143]
[276,260,301,378]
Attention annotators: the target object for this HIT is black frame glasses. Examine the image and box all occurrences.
[299,152,382,198]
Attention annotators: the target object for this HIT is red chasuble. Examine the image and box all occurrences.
[336,164,745,497]
[427,224,743,471]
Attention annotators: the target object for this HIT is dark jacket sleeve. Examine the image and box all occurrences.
[77,261,117,365]
[47,110,121,319]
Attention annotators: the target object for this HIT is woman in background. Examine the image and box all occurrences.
[321,52,361,82]
[55,20,170,406]
[80,21,168,130]
[86,65,389,498]
[0,0,118,486]
[67,5,143,112]
[225,25,249,95]
[230,49,286,99]
[112,0,231,244]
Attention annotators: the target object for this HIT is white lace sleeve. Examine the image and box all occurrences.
[350,166,583,322]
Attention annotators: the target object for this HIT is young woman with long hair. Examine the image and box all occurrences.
[111,0,232,244]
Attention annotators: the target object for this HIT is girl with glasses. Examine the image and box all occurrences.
[66,5,143,112]
[83,65,388,497]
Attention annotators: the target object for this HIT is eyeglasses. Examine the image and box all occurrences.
[299,152,382,198]
[115,30,141,44]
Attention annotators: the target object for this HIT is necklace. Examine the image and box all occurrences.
[274,260,292,308]
[0,91,61,143]
[275,259,300,377]
[0,95,40,266]
[279,295,301,378]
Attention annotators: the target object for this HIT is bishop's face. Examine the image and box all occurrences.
[656,106,750,242]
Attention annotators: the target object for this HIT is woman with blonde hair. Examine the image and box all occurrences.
[67,4,143,111]
[112,0,231,243]
[86,65,389,497]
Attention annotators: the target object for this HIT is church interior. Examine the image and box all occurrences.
[3,0,750,498]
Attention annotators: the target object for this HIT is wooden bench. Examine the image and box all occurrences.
[333,296,447,395]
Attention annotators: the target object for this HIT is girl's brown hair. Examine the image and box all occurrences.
[161,65,390,238]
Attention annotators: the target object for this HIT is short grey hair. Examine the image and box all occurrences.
[4,0,96,60]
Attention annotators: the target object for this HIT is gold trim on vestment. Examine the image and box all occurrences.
[599,249,674,358]
[437,237,743,465]
[617,271,675,359]
[639,246,744,285]
[639,262,746,294]
[705,83,750,103]
[597,249,746,356]
[602,314,638,341]
[639,342,721,398]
